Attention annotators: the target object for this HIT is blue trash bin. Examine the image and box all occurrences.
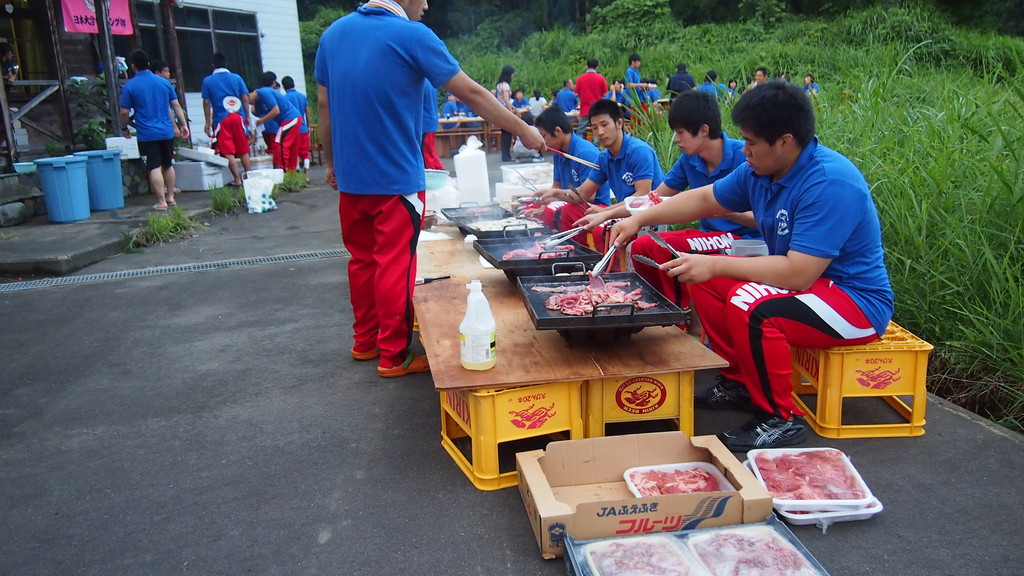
[73,149,125,211]
[34,156,90,223]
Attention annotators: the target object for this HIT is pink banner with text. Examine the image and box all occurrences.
[62,0,134,35]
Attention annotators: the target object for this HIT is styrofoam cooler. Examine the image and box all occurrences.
[73,149,124,210]
[34,156,90,223]
[176,161,225,191]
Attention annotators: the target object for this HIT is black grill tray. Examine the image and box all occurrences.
[474,238,603,281]
[516,273,686,331]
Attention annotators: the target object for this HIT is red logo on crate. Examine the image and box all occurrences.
[615,377,667,414]
[509,404,556,429]
[855,366,902,390]
[446,390,471,425]
[794,347,819,381]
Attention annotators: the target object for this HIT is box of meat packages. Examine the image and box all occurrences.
[516,431,773,559]
[563,515,830,576]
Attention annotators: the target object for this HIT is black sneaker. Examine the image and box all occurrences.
[694,376,752,410]
[718,413,808,451]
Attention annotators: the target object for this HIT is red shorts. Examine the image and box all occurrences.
[631,229,738,310]
[214,113,249,157]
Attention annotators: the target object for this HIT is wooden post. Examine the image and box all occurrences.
[94,0,122,135]
[45,0,75,152]
[161,1,190,146]
[1,77,16,165]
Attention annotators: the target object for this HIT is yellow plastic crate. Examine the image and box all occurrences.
[584,370,695,437]
[790,322,933,438]
[440,380,584,490]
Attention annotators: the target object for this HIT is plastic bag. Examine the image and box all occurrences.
[243,174,277,213]
[458,135,484,155]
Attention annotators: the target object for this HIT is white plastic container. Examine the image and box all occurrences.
[454,136,490,205]
[459,279,496,370]
[747,447,875,512]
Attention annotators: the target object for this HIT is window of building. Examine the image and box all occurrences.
[131,2,262,92]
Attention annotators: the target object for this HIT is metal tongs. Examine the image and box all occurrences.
[647,229,683,259]
[540,226,586,250]
[566,184,590,210]
[589,244,620,289]
[631,254,667,268]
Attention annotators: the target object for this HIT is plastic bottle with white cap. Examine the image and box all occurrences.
[460,280,496,370]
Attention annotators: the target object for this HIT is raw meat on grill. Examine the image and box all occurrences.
[536,283,658,316]
[686,526,819,576]
[530,281,631,293]
[502,244,574,260]
[628,467,721,497]
[585,535,699,576]
[752,449,867,502]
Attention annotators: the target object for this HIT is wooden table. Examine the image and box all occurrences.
[414,234,726,390]
[415,232,727,488]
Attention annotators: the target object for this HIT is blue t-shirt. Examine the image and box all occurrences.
[713,138,894,335]
[285,89,310,134]
[254,86,300,128]
[554,133,610,206]
[695,82,726,100]
[456,101,481,129]
[315,6,461,194]
[119,70,177,142]
[440,100,459,129]
[606,90,632,110]
[200,69,249,125]
[663,135,760,238]
[422,81,439,134]
[587,134,664,204]
[554,88,578,113]
[512,97,529,109]
[625,66,646,103]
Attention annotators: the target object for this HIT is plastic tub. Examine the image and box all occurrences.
[747,447,875,512]
[624,461,736,498]
[73,149,124,210]
[424,169,449,190]
[34,156,91,223]
[13,162,37,174]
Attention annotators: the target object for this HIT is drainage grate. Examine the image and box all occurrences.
[0,249,350,293]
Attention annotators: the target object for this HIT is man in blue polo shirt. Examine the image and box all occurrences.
[282,75,312,181]
[553,78,578,113]
[579,91,759,335]
[119,49,189,211]
[201,53,252,187]
[524,106,609,233]
[605,81,894,450]
[249,71,302,172]
[538,98,663,257]
[315,0,543,378]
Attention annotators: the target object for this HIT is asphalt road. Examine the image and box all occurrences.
[2,163,1022,575]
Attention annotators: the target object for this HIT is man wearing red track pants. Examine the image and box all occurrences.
[603,81,894,450]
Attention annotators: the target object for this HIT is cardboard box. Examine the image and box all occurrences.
[516,431,773,559]
[105,136,140,160]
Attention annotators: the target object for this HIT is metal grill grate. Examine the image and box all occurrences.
[0,249,350,293]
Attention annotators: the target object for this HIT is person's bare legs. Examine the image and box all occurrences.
[163,166,177,205]
[224,154,242,185]
[239,152,252,173]
[148,168,168,208]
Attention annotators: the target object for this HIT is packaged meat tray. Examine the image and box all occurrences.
[775,497,885,533]
[684,523,827,576]
[623,462,736,498]
[582,535,711,576]
[747,448,875,512]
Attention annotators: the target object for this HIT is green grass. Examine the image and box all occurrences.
[124,207,201,250]
[450,4,1024,432]
[209,186,246,215]
[276,170,309,194]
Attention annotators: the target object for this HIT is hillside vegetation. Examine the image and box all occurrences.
[446,3,1024,432]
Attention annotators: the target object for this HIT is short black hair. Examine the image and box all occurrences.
[676,63,687,72]
[587,58,599,69]
[588,98,623,124]
[129,49,150,72]
[629,53,641,64]
[212,53,227,68]
[151,59,169,73]
[281,75,295,90]
[563,78,572,87]
[0,42,12,57]
[755,66,769,76]
[260,70,277,88]
[668,90,722,139]
[535,106,573,136]
[732,80,815,147]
